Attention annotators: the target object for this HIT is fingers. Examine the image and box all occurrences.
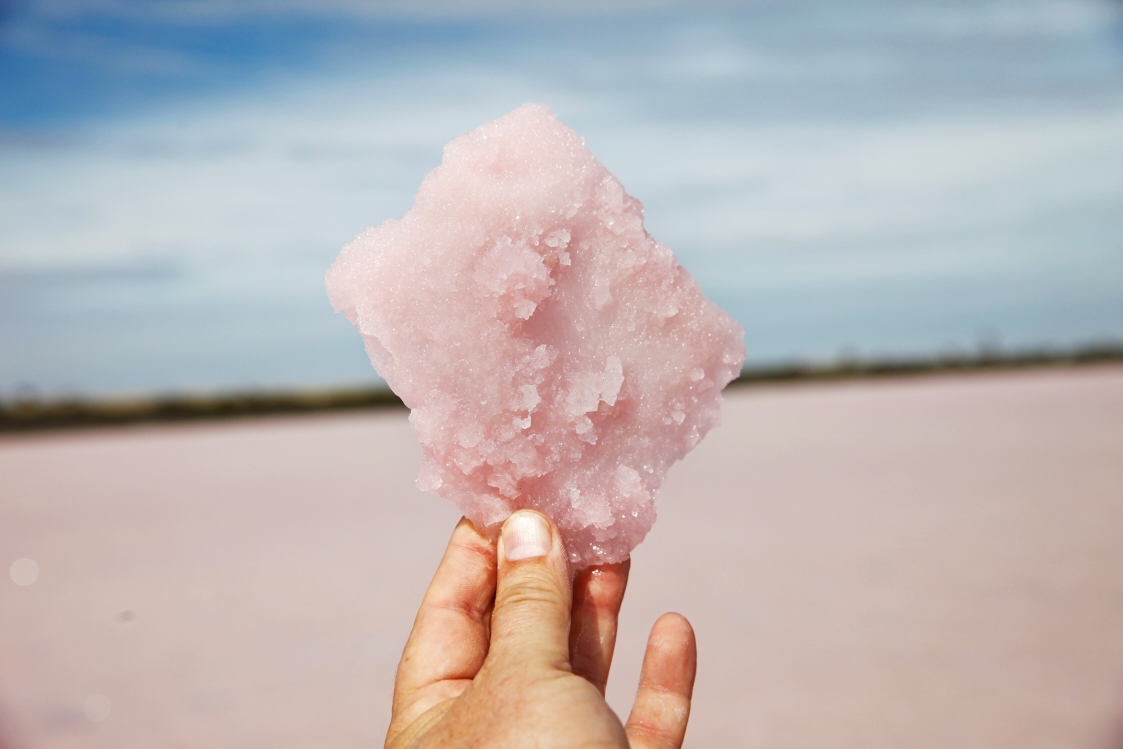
[394,518,497,708]
[569,560,630,694]
[487,510,573,671]
[625,613,697,749]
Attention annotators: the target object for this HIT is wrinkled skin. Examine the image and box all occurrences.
[386,511,697,749]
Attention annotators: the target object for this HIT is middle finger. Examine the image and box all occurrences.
[568,559,630,694]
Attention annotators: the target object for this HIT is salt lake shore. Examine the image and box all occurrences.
[1,365,1122,748]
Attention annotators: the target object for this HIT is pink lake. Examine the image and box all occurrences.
[2,366,1122,748]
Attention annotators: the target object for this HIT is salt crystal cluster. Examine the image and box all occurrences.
[326,103,745,567]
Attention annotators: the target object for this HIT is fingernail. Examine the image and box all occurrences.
[503,511,551,562]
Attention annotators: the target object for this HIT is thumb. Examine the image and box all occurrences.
[488,510,573,671]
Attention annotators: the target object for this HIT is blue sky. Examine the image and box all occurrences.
[2,0,1122,396]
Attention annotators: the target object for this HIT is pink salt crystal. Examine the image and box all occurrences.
[326,103,745,567]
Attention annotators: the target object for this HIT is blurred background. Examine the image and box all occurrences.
[2,0,1121,398]
[2,1,1123,748]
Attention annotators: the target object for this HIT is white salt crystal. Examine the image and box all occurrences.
[326,103,745,567]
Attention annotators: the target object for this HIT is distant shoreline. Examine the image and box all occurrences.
[3,344,1121,434]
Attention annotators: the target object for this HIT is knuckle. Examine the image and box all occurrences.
[496,569,567,611]
[426,595,490,626]
[448,537,497,572]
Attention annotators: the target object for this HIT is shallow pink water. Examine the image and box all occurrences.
[2,367,1122,748]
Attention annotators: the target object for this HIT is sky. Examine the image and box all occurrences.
[1,0,1122,397]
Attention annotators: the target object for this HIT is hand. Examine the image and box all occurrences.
[385,510,697,748]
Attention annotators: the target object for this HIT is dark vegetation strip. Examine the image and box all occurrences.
[0,387,407,434]
[728,343,1123,386]
[2,344,1121,434]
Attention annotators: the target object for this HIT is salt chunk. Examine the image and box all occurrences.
[601,356,623,407]
[325,103,745,567]
[614,465,643,496]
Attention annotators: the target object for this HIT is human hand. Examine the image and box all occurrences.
[385,510,697,748]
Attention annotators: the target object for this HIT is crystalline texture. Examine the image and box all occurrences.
[326,103,745,567]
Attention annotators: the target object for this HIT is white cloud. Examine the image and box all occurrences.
[4,55,1121,286]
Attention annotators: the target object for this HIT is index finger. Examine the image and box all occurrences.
[393,518,497,713]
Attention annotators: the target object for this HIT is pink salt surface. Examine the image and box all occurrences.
[326,103,744,566]
[2,367,1123,748]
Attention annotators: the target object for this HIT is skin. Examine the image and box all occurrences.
[385,511,698,749]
